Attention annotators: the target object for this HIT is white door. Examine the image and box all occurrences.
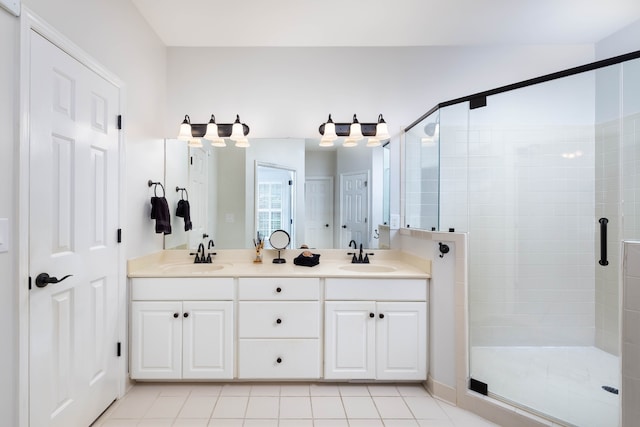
[305,177,333,248]
[182,301,234,379]
[340,172,369,248]
[189,147,208,249]
[130,301,182,380]
[324,301,375,380]
[376,302,427,380]
[29,31,120,427]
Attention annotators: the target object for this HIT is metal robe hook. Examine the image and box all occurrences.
[439,242,450,258]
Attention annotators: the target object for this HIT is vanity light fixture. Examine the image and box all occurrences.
[318,113,390,147]
[177,114,250,147]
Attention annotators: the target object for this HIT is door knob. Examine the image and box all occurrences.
[35,273,72,288]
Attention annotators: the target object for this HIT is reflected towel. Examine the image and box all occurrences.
[150,196,172,234]
[176,199,192,231]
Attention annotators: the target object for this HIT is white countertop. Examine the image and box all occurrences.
[128,249,431,279]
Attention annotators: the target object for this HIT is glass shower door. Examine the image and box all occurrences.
[465,69,620,427]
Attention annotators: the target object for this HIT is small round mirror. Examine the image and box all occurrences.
[270,230,290,263]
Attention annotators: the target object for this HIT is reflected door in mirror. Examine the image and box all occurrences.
[305,177,334,248]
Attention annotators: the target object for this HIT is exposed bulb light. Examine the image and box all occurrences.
[177,115,192,141]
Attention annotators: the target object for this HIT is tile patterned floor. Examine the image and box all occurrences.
[92,383,499,427]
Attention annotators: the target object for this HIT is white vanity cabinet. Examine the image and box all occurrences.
[130,278,234,380]
[324,278,427,381]
[237,277,321,379]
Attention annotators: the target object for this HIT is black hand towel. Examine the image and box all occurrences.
[150,196,172,234]
[176,199,193,231]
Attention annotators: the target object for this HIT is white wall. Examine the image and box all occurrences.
[596,18,640,60]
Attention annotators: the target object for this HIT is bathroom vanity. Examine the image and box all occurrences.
[128,249,430,382]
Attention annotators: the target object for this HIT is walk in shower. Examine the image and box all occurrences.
[404,52,640,426]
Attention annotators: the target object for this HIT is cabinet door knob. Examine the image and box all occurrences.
[369,313,375,318]
[276,318,282,324]
[183,312,189,318]
[276,357,282,364]
[379,313,385,319]
[276,287,282,293]
[173,313,179,318]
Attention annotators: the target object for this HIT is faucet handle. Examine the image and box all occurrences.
[363,253,374,263]
[348,252,358,263]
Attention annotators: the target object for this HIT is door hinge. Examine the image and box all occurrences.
[288,180,293,186]
[365,180,368,187]
[117,228,122,243]
[28,276,32,290]
[117,115,122,130]
[117,342,121,357]
[190,156,193,165]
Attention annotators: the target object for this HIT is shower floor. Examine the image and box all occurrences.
[471,346,619,427]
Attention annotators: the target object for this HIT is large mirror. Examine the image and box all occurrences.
[164,138,389,250]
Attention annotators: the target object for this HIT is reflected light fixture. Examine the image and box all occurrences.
[177,114,250,147]
[318,113,390,147]
[421,121,439,146]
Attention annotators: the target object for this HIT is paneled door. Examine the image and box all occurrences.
[304,177,333,248]
[340,171,369,248]
[29,31,120,427]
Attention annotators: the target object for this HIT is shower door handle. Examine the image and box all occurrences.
[599,218,609,266]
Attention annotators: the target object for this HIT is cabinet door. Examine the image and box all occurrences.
[324,301,375,379]
[376,302,427,380]
[130,301,182,380]
[182,301,234,379]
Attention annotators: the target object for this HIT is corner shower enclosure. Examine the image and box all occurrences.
[404,52,640,426]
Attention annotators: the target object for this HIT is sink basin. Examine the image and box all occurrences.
[339,264,397,273]
[159,263,227,275]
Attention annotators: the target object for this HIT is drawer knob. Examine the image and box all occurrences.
[173,313,179,318]
[276,287,282,293]
[183,312,189,318]
[276,318,282,324]
[369,313,374,318]
[379,313,385,319]
[276,357,282,364]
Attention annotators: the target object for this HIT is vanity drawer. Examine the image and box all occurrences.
[238,339,320,379]
[131,278,234,301]
[325,278,427,301]
[238,302,319,338]
[238,277,319,300]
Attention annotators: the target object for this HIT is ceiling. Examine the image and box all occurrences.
[131,0,640,47]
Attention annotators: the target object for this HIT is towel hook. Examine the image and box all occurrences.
[176,186,189,201]
[148,180,165,197]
